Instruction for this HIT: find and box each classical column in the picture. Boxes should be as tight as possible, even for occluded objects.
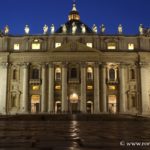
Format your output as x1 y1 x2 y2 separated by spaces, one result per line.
101 64 107 113
0 63 8 114
140 63 150 114
80 63 86 113
94 63 100 114
41 64 47 112
48 63 54 113
61 63 68 112
119 64 126 113
22 63 29 113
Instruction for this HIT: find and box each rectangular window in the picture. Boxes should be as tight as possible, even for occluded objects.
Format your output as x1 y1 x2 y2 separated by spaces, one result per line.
128 43 134 50
55 43 61 48
86 43 93 48
109 86 116 90
87 85 93 90
32 43 41 50
14 44 20 50
55 85 61 90
107 43 116 50
32 85 40 91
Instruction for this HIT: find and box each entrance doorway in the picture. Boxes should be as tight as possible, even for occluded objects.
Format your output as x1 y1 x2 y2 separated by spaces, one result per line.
69 93 79 113
55 101 61 113
31 95 40 113
87 101 93 113
108 95 117 113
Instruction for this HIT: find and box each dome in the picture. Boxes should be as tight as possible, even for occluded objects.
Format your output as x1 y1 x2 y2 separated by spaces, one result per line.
55 1 94 34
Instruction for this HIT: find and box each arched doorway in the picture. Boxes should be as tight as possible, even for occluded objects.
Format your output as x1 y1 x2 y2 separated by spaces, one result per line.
69 93 79 113
31 95 40 113
87 101 93 114
55 101 61 113
108 95 117 113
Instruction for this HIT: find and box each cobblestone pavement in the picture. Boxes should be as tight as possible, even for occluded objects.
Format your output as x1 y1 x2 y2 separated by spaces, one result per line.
0 120 150 150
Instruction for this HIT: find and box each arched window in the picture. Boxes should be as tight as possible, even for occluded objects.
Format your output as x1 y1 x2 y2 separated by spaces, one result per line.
13 69 17 80
87 67 93 80
55 68 61 80
32 69 39 79
71 68 77 78
131 69 135 80
109 68 115 81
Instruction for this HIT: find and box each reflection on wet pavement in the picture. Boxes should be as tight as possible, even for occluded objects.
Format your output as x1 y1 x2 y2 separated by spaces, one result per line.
0 120 150 149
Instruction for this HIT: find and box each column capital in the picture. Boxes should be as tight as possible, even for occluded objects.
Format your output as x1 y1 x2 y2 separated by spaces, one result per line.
139 62 150 68
21 62 29 68
119 63 127 68
0 62 8 68
48 62 54 68
100 62 107 68
80 62 86 68
94 62 101 67
62 62 68 68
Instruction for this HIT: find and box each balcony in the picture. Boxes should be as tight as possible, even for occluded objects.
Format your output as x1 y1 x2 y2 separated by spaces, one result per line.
29 79 41 84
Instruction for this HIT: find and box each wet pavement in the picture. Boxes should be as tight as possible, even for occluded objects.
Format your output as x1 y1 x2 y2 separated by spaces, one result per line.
0 118 150 149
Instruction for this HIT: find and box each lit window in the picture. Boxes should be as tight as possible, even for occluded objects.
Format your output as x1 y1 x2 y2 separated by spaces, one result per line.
55 43 61 48
87 67 93 80
128 43 134 50
14 44 20 50
55 85 61 90
55 67 61 80
107 43 116 50
32 86 40 91
87 85 93 90
109 86 116 90
86 43 93 48
32 43 41 50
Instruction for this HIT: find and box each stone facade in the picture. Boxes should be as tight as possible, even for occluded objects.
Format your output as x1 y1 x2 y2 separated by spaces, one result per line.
0 3 150 115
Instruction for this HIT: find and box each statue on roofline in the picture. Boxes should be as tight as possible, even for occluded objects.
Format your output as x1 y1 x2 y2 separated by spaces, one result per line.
100 24 106 34
92 24 97 33
81 24 86 34
62 24 67 33
50 24 55 34
72 22 77 34
24 25 30 34
43 24 48 34
4 25 9 35
118 24 123 34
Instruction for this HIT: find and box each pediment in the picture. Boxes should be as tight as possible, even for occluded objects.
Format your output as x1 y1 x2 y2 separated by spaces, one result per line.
52 41 101 53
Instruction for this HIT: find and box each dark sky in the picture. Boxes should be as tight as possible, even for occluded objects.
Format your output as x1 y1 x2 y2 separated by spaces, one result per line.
0 0 149 35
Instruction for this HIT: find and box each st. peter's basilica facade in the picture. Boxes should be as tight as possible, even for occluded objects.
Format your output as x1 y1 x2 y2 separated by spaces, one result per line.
0 2 150 115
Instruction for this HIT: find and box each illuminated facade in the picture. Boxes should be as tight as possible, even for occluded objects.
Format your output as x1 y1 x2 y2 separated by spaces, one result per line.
0 2 150 115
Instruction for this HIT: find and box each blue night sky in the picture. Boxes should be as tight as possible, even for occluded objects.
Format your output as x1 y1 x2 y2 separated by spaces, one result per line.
0 0 149 35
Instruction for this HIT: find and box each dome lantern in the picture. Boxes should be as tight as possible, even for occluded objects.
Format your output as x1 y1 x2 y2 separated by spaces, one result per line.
68 0 80 21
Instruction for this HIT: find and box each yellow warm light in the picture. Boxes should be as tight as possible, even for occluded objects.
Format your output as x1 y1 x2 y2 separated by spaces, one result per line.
128 43 134 50
55 85 61 90
14 44 20 50
86 43 93 48
109 86 116 90
87 85 93 90
107 43 116 50
31 95 40 103
32 43 41 50
32 86 40 90
55 43 61 48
